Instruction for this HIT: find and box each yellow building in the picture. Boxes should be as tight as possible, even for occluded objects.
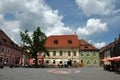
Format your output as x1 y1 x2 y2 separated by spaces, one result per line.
44 34 99 67
44 35 80 67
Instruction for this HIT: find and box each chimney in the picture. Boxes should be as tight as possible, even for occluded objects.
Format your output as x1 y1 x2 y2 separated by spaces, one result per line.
119 34 120 38
114 38 117 45
114 38 117 41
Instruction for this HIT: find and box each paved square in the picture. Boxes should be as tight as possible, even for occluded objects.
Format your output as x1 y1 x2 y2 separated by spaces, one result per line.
0 67 119 80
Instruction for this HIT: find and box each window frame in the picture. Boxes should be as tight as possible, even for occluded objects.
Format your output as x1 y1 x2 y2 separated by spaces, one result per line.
80 51 84 56
68 40 72 44
53 51 56 56
54 40 58 45
1 47 5 53
93 51 97 56
59 51 62 56
86 60 90 64
68 51 71 56
0 57 3 62
87 51 90 56
73 51 76 56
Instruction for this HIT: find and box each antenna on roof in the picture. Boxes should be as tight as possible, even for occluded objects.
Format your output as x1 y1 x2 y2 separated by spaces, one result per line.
119 34 120 39
74 31 76 34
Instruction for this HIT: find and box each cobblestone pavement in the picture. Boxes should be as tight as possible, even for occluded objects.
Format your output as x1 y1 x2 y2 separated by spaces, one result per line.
0 67 120 80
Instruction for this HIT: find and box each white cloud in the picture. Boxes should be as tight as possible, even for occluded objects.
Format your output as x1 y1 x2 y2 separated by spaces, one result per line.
3 21 20 33
94 42 106 49
76 18 108 37
0 15 3 19
88 40 106 49
0 14 20 43
0 0 73 43
75 0 117 16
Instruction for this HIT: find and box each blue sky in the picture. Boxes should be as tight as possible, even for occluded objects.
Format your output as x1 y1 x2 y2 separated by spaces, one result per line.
0 0 120 49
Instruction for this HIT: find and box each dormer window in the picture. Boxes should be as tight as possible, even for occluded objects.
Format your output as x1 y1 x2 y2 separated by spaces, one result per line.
11 42 14 46
68 40 72 44
54 40 58 45
3 39 7 43
85 46 88 48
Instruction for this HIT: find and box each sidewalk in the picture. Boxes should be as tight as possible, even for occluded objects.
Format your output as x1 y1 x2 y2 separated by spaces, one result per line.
0 67 120 80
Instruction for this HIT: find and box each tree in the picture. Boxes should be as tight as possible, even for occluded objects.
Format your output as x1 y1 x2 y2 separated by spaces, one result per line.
20 27 49 67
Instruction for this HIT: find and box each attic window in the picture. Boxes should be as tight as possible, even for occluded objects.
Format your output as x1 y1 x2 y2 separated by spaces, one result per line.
54 40 58 45
16 45 18 47
11 42 14 45
68 40 72 44
85 46 88 48
3 39 6 42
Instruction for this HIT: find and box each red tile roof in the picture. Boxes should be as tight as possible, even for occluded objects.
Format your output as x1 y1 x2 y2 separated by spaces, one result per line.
79 39 98 51
44 34 79 48
45 34 98 50
0 29 20 50
100 37 120 53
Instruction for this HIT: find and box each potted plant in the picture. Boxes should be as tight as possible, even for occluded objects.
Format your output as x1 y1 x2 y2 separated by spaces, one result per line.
0 64 4 69
10 65 14 68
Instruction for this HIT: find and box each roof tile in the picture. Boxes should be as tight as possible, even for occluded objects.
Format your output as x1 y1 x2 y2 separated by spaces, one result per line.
44 35 79 48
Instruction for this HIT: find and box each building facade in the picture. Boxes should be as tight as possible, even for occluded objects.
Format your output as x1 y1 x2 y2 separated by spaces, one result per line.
99 43 112 66
44 34 99 67
79 39 100 67
100 34 120 71
44 35 80 67
0 30 22 66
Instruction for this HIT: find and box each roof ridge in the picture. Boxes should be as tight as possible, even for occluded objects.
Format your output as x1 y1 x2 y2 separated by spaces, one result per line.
0 29 20 50
48 34 78 37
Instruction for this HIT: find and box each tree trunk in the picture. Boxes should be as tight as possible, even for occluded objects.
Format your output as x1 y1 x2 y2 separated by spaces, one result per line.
34 54 38 68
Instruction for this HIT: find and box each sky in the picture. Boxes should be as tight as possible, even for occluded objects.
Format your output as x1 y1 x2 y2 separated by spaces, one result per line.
0 0 120 49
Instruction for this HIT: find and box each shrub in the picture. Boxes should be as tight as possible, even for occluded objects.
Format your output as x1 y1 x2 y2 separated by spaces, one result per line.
9 65 14 68
0 64 4 69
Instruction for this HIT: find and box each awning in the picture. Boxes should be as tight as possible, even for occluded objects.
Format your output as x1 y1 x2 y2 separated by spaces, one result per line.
101 56 120 62
64 59 69 61
113 56 120 61
101 58 108 62
107 57 114 62
56 59 62 61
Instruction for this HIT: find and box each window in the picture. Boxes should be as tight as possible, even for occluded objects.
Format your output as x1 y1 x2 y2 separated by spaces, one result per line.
0 57 3 62
7 48 10 54
48 51 50 56
68 40 72 44
11 42 14 46
6 58 9 63
1 47 4 53
93 51 97 56
87 51 90 56
12 59 14 63
85 46 88 48
53 60 56 64
81 51 84 56
33 60 35 63
87 60 90 64
60 61 62 64
94 60 97 64
54 40 58 45
59 51 62 56
81 60 83 63
68 51 71 56
73 51 76 56
39 60 42 64
46 60 49 64
3 39 7 43
53 51 56 56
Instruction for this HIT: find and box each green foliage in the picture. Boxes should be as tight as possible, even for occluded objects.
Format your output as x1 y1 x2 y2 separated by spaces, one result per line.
20 27 49 67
